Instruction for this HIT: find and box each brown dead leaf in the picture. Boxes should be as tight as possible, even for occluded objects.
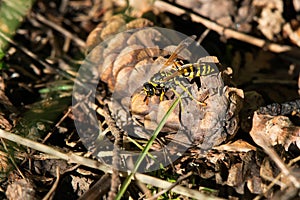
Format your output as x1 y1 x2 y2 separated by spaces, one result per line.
226 152 263 194
0 150 10 174
260 158 276 182
253 0 285 40
283 21 300 47
213 139 256 152
250 112 300 151
247 176 264 194
227 163 244 193
71 175 93 197
176 0 235 27
6 179 36 200
235 0 256 32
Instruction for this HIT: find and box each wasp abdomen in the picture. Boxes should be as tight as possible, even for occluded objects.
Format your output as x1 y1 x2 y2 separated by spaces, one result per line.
179 63 217 79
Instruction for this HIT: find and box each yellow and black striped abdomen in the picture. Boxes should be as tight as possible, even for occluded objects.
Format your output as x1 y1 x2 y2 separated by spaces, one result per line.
179 63 217 78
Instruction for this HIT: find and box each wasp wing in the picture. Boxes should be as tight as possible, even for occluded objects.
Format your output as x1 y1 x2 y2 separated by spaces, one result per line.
160 35 196 72
161 56 220 82
197 56 219 63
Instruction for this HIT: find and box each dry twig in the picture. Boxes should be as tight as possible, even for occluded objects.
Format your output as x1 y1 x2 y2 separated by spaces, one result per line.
154 0 296 54
42 166 60 200
33 13 86 48
0 128 222 199
147 171 193 200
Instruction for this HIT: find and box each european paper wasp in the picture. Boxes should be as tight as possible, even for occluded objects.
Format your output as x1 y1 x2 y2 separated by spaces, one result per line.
142 36 219 105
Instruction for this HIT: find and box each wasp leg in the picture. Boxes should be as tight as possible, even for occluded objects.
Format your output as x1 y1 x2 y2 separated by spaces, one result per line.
175 81 207 106
159 90 165 101
170 88 184 112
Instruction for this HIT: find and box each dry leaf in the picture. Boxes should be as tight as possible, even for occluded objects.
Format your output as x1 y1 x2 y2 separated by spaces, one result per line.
253 0 285 40
283 21 300 47
294 0 300 12
227 163 244 193
6 179 36 200
176 0 235 27
250 112 300 151
0 150 10 174
213 139 256 152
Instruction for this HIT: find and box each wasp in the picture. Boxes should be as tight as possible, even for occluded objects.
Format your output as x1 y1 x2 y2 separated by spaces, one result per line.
142 36 219 105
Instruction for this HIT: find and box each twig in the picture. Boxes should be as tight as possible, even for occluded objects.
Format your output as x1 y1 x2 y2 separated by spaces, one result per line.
42 166 60 200
0 129 111 173
78 174 112 200
154 0 295 53
42 107 72 143
252 79 297 85
197 28 211 45
0 128 223 200
254 155 300 200
147 171 193 200
135 180 152 199
0 30 76 81
135 173 225 200
0 138 25 179
59 0 69 13
33 13 86 48
258 137 300 189
101 106 122 200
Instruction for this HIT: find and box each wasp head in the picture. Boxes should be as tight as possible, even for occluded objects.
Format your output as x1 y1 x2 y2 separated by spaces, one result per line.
143 82 156 97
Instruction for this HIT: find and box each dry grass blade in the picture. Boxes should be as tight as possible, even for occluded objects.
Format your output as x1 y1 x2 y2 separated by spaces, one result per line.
0 129 111 173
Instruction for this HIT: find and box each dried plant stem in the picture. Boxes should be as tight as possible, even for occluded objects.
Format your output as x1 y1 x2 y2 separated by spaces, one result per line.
1 138 25 179
33 13 86 48
103 106 121 200
42 167 60 200
154 0 295 53
147 171 193 200
0 128 222 199
254 155 300 200
257 136 300 188
78 174 111 200
0 30 76 81
0 129 112 173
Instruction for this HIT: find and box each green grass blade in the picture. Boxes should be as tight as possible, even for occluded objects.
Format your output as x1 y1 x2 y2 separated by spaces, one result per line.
115 97 181 200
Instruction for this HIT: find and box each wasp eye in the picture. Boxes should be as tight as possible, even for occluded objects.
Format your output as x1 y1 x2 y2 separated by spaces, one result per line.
143 83 155 96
